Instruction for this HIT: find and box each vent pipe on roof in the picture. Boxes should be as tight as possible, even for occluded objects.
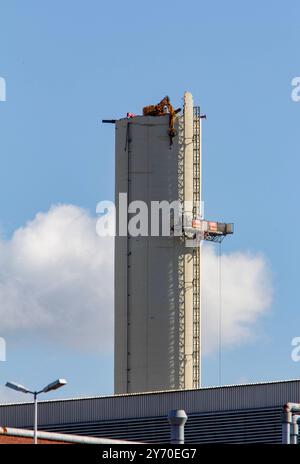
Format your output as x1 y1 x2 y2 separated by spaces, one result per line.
282 403 300 444
168 410 188 444
290 414 300 445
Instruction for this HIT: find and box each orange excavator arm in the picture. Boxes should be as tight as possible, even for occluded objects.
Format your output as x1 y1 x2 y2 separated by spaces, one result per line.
143 96 180 145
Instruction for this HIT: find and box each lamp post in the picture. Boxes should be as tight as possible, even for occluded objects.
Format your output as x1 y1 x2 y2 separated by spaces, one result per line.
6 378 67 444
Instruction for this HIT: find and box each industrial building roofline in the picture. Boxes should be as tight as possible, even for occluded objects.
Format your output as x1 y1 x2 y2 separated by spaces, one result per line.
1 378 300 406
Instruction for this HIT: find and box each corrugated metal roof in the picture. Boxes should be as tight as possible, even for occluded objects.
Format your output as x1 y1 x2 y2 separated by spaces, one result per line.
0 379 300 429
1 377 299 406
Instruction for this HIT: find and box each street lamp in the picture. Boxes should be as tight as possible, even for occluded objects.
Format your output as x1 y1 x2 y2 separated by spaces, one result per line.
6 379 67 444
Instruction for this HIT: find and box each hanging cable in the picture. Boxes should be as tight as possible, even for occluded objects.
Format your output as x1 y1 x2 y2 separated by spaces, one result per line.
218 240 223 386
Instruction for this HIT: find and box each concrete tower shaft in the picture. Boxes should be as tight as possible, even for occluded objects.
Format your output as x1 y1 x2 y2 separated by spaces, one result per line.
114 92 200 394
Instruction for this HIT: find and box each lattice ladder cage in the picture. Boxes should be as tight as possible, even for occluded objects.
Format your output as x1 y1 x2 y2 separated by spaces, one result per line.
178 114 186 389
192 106 201 388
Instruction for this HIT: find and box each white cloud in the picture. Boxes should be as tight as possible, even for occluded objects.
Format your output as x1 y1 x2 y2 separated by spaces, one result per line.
0 204 114 353
0 205 272 358
202 243 272 355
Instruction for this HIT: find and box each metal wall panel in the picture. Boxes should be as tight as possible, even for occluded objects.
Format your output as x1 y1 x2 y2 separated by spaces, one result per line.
3 408 283 444
0 380 299 434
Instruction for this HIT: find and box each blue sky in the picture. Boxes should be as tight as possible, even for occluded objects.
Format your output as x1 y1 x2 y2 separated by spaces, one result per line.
0 0 299 401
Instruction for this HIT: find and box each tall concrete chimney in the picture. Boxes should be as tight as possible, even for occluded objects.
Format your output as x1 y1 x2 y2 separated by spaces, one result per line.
114 92 200 394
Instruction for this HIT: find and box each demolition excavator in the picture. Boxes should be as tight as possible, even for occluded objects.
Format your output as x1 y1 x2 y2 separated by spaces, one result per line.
143 96 181 145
